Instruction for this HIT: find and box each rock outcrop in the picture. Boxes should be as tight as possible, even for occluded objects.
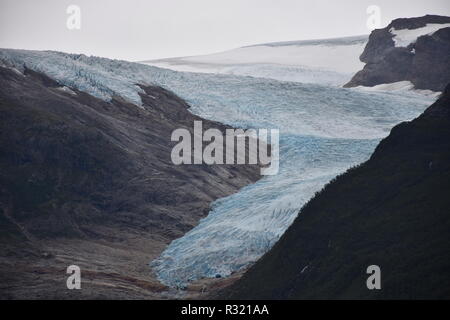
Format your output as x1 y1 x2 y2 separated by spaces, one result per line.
345 15 450 91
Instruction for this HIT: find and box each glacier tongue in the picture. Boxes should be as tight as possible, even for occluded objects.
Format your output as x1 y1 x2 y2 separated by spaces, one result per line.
147 72 433 287
0 48 435 288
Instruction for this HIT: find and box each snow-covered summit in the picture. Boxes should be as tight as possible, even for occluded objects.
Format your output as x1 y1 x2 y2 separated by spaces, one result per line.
142 35 368 86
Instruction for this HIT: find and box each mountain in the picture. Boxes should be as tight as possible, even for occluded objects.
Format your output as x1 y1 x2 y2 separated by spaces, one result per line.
0 53 260 299
345 15 450 92
220 84 450 299
142 35 367 86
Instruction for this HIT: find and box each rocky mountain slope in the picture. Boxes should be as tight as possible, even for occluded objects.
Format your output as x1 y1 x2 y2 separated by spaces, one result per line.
345 15 450 91
220 84 450 299
0 63 260 299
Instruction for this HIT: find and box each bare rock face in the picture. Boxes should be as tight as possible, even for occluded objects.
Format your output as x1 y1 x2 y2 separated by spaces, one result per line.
0 65 260 299
345 15 450 91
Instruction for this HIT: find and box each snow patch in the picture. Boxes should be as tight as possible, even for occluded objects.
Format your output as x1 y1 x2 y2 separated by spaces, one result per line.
354 80 441 98
55 86 77 96
390 23 450 48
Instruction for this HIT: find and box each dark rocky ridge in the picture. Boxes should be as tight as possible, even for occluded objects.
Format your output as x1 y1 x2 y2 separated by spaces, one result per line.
0 65 260 299
220 85 450 299
345 15 450 91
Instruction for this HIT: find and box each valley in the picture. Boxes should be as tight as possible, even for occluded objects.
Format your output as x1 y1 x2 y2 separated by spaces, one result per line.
1 14 448 299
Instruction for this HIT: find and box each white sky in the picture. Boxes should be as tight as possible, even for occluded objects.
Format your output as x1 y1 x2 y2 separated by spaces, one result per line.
1 0 449 61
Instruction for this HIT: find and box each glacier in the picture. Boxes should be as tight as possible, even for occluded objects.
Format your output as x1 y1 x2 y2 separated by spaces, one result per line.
147 78 434 287
0 48 435 288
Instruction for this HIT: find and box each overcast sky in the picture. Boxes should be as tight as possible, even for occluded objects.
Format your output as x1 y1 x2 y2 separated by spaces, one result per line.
1 0 449 61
